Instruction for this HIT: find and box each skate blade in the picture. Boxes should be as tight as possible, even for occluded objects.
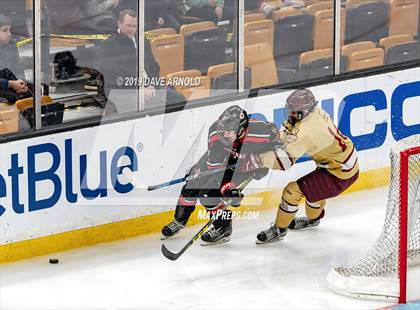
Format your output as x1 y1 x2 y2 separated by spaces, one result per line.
160 229 184 240
255 235 285 245
290 219 321 230
160 233 180 241
200 236 231 246
160 232 180 241
289 226 307 231
289 223 320 231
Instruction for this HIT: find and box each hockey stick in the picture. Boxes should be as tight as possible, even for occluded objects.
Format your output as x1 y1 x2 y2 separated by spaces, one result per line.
147 177 188 191
147 164 239 191
161 217 216 261
161 177 253 261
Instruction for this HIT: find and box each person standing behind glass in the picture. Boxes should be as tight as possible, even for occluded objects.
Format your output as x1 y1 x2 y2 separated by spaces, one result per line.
113 0 181 31
144 0 181 31
0 14 25 80
97 9 160 113
186 0 224 24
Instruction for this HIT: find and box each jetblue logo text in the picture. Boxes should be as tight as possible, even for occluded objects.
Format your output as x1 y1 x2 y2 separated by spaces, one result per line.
0 139 138 216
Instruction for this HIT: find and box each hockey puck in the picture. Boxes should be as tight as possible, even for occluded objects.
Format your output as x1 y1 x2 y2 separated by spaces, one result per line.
49 258 59 264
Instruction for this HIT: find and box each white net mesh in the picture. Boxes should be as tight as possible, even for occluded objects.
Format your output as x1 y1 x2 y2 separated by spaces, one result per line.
327 135 420 301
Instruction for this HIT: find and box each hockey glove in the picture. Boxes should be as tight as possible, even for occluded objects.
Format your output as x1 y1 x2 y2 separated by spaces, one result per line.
220 182 243 207
239 154 269 180
239 153 263 171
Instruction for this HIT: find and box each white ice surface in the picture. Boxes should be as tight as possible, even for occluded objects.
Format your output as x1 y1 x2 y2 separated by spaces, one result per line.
1 187 419 310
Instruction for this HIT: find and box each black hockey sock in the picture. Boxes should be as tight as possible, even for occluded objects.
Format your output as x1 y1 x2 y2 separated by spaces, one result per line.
174 204 196 225
213 210 232 229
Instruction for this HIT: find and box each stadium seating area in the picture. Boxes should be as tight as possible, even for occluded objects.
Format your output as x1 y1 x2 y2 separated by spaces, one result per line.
145 0 419 102
1 0 419 134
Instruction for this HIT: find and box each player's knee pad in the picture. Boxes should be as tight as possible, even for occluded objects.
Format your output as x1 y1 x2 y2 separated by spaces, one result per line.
305 200 326 221
275 200 299 229
282 181 304 206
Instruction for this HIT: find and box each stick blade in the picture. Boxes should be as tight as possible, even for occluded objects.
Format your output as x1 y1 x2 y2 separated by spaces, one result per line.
147 184 160 191
161 244 181 261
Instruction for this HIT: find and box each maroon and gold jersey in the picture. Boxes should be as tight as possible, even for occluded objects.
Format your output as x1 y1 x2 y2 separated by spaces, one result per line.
261 106 359 180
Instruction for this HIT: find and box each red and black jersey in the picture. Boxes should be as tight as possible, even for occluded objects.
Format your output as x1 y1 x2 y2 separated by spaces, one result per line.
206 119 279 170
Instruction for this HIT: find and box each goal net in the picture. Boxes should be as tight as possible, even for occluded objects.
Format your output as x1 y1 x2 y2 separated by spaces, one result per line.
326 135 420 303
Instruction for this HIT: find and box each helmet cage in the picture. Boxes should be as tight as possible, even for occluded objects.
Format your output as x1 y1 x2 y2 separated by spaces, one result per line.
216 106 248 146
285 89 317 124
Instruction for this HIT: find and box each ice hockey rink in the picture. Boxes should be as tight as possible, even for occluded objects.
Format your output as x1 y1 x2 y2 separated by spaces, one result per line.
1 186 419 310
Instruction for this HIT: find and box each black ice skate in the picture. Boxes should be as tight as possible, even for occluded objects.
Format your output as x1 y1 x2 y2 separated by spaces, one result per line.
161 220 185 240
289 210 325 230
200 222 232 246
288 217 320 230
256 223 287 244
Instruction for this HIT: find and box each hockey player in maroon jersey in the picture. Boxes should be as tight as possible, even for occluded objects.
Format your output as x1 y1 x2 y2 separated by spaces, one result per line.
256 89 359 244
161 105 280 245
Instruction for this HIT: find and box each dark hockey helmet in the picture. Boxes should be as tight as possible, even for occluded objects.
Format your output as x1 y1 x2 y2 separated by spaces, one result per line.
285 89 317 124
217 105 249 145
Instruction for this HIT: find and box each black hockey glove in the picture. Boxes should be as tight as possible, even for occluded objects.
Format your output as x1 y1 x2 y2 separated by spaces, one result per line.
220 182 243 207
239 154 269 180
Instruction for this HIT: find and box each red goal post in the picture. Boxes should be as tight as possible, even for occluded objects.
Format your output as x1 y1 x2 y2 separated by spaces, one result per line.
399 145 420 303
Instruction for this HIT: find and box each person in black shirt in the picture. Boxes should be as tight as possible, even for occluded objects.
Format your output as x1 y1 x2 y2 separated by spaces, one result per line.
98 9 160 94
97 9 184 113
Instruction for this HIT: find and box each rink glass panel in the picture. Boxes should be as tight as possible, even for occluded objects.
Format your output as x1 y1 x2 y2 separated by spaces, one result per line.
0 0 34 137
246 0 336 87
342 0 420 73
144 0 240 105
40 0 141 125
0 1 418 137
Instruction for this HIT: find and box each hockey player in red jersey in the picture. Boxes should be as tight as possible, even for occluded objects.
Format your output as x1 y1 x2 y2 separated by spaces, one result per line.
161 105 280 244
